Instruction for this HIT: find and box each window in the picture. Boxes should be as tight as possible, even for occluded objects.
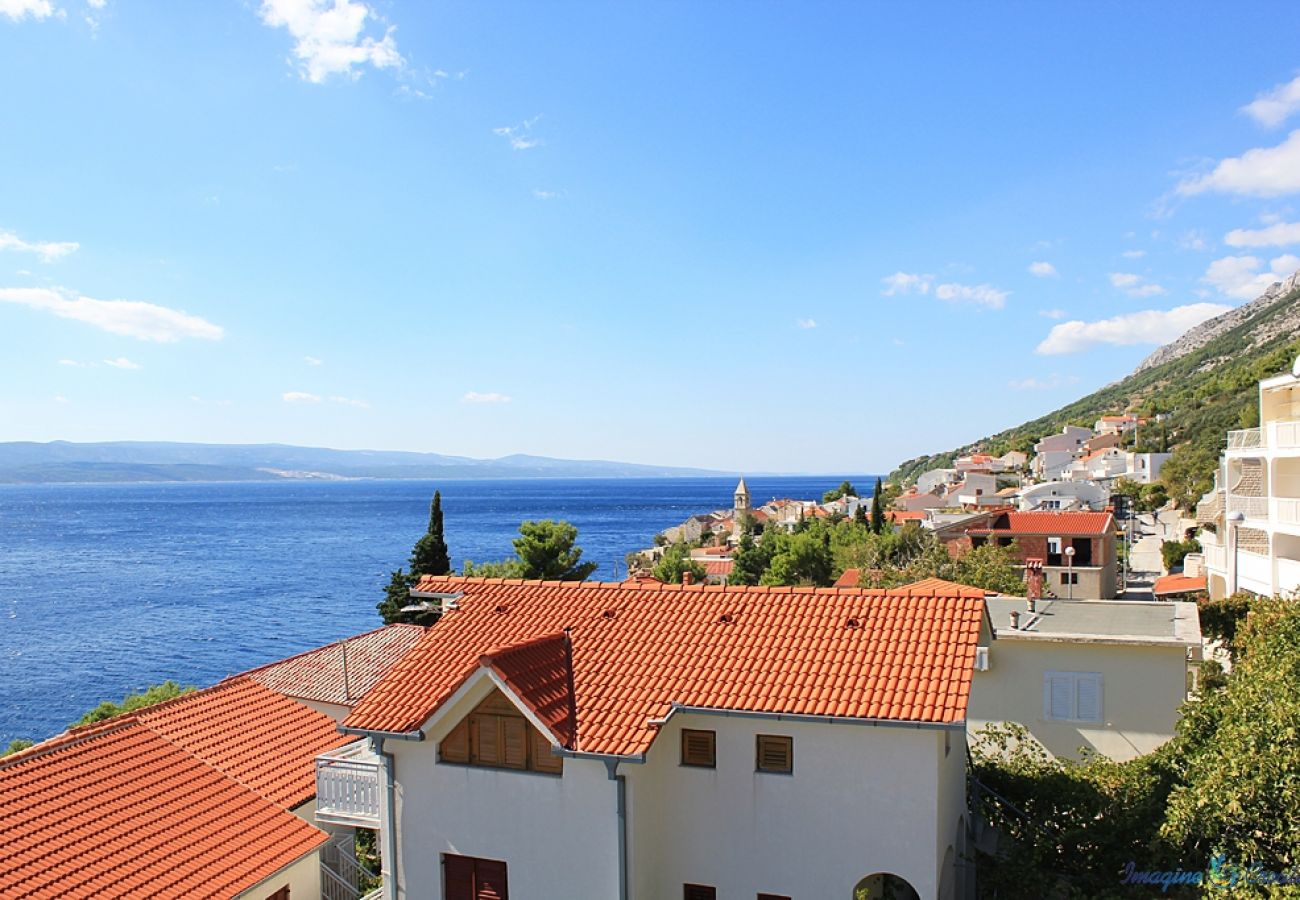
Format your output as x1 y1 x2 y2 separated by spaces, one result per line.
444 854 509 900
1044 671 1102 723
758 895 791 900
266 889 290 900
438 689 562 776
683 886 716 900
1047 537 1063 555
755 734 793 774
1059 572 1078 585
681 729 716 767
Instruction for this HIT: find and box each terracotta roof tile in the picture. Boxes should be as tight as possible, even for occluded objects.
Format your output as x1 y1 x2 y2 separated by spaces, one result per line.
242 623 425 706
344 577 986 754
1153 573 1207 596
0 721 326 899
969 510 1114 536
834 568 861 587
130 676 352 809
483 633 577 747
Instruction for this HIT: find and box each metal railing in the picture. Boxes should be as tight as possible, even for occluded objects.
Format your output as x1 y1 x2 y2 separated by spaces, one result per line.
316 742 382 826
1228 428 1263 450
320 832 381 900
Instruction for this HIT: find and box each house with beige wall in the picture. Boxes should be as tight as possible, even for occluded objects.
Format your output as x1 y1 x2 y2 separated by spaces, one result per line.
969 596 1201 761
330 576 991 900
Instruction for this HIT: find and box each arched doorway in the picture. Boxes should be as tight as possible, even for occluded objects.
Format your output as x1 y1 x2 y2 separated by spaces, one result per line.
854 872 921 900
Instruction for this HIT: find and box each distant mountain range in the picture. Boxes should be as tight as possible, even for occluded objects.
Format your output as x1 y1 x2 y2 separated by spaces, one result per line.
889 269 1300 509
0 441 727 484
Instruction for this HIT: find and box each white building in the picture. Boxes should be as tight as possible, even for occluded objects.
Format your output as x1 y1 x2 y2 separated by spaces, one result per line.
1018 480 1109 512
331 576 991 900
1201 359 1300 599
1032 426 1093 480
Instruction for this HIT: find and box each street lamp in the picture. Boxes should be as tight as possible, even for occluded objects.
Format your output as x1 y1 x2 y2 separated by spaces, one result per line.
1227 510 1245 595
1064 545 1076 601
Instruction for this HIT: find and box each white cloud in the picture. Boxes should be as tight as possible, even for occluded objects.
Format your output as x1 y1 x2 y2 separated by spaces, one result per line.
304 355 323 365
797 318 817 329
1007 373 1080 391
880 271 931 296
52 394 68 404
0 287 224 342
1202 254 1300 300
1177 230 1210 252
1028 261 1058 278
1039 308 1068 320
1109 272 1166 298
1178 130 1300 198
57 358 84 367
102 357 141 370
462 391 511 404
282 391 322 403
934 282 1008 310
1121 249 1147 259
494 116 543 150
329 395 369 408
0 230 78 261
532 189 564 200
258 0 403 84
0 0 54 21
891 337 905 346
86 0 105 7
1036 303 1232 355
1242 74 1300 128
1225 221 1300 248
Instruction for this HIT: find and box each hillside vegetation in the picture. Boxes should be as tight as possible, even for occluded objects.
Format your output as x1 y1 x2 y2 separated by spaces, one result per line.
889 279 1300 510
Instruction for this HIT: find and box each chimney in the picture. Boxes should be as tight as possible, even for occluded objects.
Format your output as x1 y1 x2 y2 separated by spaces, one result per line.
681 571 694 586
1025 557 1045 602
1009 610 1021 630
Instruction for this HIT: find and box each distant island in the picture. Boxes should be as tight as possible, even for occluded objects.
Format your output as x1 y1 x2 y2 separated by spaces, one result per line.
0 441 729 484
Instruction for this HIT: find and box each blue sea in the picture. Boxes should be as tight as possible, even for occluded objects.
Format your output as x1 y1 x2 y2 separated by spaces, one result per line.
0 475 869 744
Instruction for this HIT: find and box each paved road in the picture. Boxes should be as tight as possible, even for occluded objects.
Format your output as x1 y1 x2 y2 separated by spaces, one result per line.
1121 508 1187 600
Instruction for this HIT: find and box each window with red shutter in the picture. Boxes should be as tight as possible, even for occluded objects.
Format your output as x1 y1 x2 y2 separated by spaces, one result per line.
444 854 509 900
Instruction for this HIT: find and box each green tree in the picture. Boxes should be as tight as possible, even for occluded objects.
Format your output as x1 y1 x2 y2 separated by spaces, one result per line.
1160 536 1200 572
461 558 525 578
409 490 451 577
761 529 834 586
822 480 858 503
652 542 707 584
853 503 869 527
73 681 194 727
2 738 33 757
376 567 436 625
870 476 886 534
728 532 771 586
513 519 598 580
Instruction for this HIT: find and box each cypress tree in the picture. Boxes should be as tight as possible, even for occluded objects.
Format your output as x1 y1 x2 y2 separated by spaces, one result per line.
870 477 886 534
410 490 452 577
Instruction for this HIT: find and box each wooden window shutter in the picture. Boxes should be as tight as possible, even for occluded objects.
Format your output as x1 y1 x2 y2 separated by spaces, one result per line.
531 729 563 774
683 885 716 900
266 888 290 900
501 716 528 769
443 855 475 900
475 858 509 900
441 719 470 764
473 714 503 766
755 734 793 774
681 729 716 767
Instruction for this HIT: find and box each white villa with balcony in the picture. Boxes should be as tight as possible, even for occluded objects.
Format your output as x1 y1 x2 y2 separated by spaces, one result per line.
1200 359 1300 599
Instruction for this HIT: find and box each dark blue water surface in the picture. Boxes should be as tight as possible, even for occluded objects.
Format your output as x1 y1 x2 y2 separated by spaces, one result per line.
0 475 868 744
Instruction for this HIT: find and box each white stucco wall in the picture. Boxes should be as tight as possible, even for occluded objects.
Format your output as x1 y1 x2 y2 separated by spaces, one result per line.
234 847 322 900
390 676 620 900
968 639 1189 761
627 712 958 900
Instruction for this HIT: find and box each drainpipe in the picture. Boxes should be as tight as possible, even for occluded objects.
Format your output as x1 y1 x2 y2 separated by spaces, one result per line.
373 736 400 900
604 759 629 900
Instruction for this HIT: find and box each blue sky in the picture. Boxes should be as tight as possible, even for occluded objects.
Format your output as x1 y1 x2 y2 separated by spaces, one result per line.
3 1 1300 473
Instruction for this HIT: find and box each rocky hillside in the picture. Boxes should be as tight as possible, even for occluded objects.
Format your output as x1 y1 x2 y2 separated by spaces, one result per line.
889 270 1300 509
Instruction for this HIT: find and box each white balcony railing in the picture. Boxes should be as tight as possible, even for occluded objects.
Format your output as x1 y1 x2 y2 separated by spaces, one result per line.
1237 550 1273 596
1227 494 1270 519
316 741 382 827
1279 557 1300 597
1270 421 1300 452
1228 428 1263 451
1276 498 1300 528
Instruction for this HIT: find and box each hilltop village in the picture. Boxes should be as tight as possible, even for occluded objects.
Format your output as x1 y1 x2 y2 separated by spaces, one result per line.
3 356 1300 900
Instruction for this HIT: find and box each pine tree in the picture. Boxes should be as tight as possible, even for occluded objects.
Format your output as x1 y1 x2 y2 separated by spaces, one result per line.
870 477 886 534
410 491 451 577
853 504 869 526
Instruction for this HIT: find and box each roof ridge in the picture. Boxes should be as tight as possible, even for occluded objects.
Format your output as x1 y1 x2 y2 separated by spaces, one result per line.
481 631 569 661
0 716 145 770
234 623 421 679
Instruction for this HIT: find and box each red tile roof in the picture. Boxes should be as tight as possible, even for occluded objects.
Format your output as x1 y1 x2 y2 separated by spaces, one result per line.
889 510 928 523
969 510 1114 536
243 623 425 706
482 633 577 747
131 676 351 809
834 568 861 587
0 720 326 899
896 577 988 598
344 576 987 755
1153 573 1208 597
704 559 734 576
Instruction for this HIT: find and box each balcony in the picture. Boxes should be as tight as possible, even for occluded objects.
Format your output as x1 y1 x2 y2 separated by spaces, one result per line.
1228 428 1262 451
1237 550 1273 596
1276 499 1300 529
316 740 382 828
1269 421 1300 452
1227 494 1269 520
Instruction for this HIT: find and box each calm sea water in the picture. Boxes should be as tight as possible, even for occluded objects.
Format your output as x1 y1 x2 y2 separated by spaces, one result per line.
0 475 869 744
